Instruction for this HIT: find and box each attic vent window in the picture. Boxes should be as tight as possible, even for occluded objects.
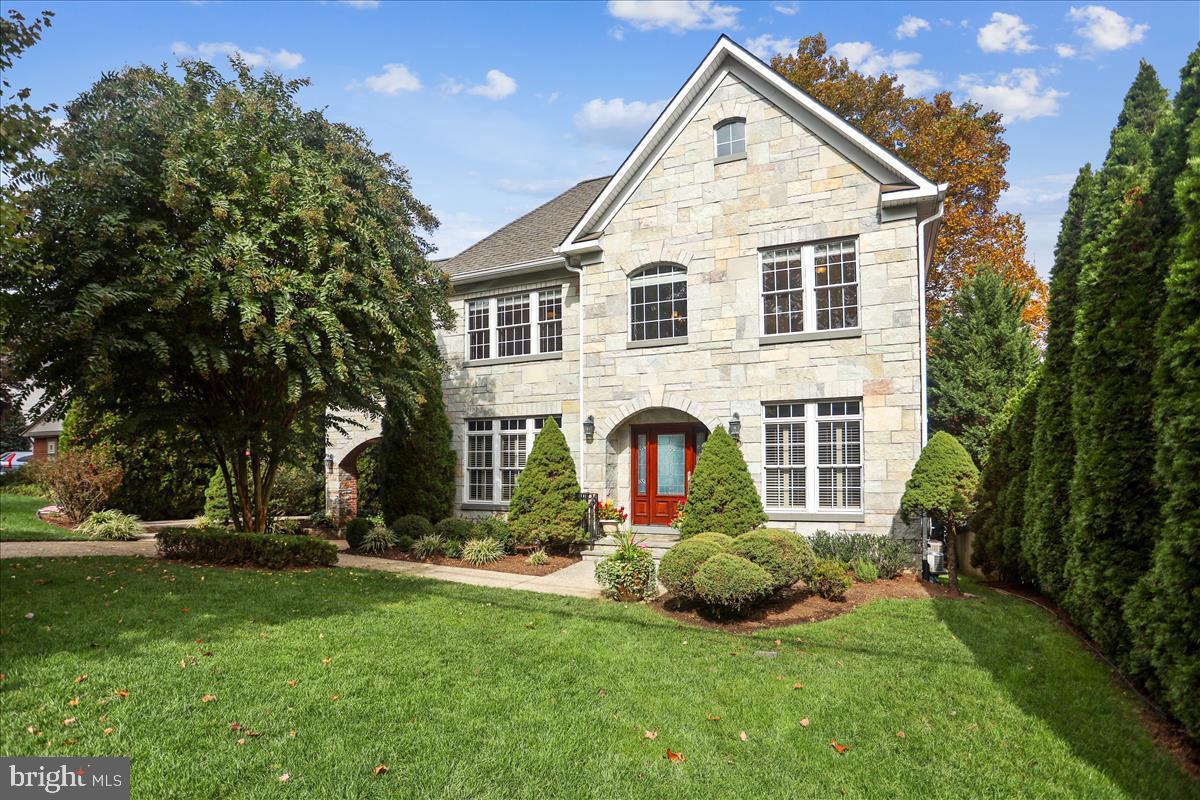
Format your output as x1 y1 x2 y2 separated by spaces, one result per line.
715 118 745 159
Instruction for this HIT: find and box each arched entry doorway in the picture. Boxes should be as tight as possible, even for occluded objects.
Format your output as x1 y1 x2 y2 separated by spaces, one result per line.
604 407 709 528
330 437 380 523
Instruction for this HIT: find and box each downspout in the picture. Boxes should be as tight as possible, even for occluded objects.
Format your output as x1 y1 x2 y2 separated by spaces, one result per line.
915 194 945 448
565 259 586 485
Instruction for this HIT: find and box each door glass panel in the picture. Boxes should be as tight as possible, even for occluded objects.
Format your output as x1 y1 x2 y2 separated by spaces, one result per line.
657 434 686 496
637 434 647 495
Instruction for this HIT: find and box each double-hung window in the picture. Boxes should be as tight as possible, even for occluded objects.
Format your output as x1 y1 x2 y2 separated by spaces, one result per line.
762 400 863 513
760 239 859 337
629 264 687 343
466 287 563 362
465 415 563 504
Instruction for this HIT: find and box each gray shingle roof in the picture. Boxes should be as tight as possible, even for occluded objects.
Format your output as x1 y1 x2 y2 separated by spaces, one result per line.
440 176 610 278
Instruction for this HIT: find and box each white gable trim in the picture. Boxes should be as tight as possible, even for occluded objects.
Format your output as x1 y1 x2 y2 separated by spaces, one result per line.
558 35 939 252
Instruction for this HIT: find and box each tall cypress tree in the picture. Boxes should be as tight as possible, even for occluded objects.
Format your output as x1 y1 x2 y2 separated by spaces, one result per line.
1065 62 1170 660
927 266 1039 464
1022 166 1093 601
1125 47 1200 738
377 371 455 523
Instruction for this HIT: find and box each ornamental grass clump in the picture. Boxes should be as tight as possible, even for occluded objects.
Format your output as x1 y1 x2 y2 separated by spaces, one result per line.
78 509 141 541
359 526 396 555
461 537 505 566
526 548 550 566
411 533 446 559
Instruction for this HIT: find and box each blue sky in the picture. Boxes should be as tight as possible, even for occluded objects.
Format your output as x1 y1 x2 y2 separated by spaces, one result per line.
8 0 1196 276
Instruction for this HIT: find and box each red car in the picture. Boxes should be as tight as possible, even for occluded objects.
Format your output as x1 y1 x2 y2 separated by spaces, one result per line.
0 451 33 471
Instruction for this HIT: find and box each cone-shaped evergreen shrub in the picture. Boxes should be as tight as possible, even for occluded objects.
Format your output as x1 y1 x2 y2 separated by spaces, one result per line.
675 426 765 538
1125 46 1200 738
901 432 978 595
204 470 231 523
1066 61 1170 659
507 418 586 546
378 373 455 524
1024 165 1094 601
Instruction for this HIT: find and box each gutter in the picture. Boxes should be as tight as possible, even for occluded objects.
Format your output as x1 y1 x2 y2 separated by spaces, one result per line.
915 185 948 447
449 255 566 286
565 259 586 486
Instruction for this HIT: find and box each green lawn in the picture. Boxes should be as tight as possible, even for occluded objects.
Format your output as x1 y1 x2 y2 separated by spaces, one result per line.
0 493 88 541
0 558 1194 799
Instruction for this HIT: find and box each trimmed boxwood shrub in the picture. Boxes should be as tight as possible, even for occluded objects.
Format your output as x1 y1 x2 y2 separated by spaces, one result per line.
659 538 727 600
692 553 774 613
433 517 474 544
157 528 337 569
676 426 765 539
728 529 813 590
391 514 435 542
808 558 853 600
690 531 735 548
344 516 373 550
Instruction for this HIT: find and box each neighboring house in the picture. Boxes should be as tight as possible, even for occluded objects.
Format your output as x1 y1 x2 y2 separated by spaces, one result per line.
327 36 945 542
20 416 63 462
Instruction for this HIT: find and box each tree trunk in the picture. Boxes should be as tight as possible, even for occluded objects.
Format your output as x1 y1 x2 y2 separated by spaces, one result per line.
945 516 962 596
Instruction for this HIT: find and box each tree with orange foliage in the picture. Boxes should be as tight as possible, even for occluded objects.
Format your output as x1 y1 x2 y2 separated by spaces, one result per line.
771 35 1047 336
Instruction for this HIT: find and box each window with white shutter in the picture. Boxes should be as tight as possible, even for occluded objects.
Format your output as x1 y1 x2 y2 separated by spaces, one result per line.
464 415 563 504
761 400 863 512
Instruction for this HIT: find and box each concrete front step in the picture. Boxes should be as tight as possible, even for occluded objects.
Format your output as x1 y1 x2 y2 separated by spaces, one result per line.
581 532 680 562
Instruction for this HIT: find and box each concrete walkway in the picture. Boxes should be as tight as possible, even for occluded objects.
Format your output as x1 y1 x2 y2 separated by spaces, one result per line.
0 539 604 600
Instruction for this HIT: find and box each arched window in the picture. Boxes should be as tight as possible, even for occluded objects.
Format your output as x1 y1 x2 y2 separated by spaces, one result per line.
714 117 745 158
629 264 687 343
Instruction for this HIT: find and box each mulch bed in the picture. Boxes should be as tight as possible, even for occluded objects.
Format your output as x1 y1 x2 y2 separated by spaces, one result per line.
358 549 580 577
650 572 958 633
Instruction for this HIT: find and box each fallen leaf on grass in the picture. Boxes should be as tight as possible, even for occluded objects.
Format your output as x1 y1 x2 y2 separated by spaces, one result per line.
114 690 129 698
181 608 189 613
799 718 809 728
739 731 748 742
0 672 6 681
103 728 113 736
24 612 34 620
73 675 87 684
597 689 607 697
665 749 686 763
229 722 241 731
643 731 658 740
372 764 388 776
237 738 246 745
68 698 79 707
286 680 297 688
321 657 331 665
330 695 340 702
792 683 804 690
201 694 217 703
62 718 76 726
830 739 849 754
277 774 289 783
896 731 906 738
705 714 721 721
288 730 297 738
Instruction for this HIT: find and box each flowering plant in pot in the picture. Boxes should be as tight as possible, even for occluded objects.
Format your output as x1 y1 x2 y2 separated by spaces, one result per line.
597 498 627 535
594 529 658 601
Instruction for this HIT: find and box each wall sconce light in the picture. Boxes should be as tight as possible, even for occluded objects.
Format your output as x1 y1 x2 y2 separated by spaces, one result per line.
583 415 595 442
728 412 741 440
324 453 334 473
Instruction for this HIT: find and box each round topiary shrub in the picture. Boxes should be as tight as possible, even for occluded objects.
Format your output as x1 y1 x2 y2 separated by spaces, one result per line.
693 553 775 613
433 517 475 544
344 516 373 550
659 538 726 600
690 531 735 548
390 514 434 542
808 558 853 600
728 529 813 590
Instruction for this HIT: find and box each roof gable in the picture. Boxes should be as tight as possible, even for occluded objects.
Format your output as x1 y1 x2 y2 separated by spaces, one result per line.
559 35 938 252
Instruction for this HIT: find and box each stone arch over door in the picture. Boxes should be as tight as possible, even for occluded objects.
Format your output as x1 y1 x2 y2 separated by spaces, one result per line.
325 410 382 524
593 390 725 441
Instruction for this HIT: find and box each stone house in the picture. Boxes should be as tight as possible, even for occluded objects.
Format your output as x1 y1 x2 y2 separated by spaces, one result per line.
326 36 945 543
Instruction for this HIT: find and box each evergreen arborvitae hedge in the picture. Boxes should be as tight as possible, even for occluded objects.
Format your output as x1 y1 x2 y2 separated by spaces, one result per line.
1065 61 1170 660
1023 165 1093 601
1124 47 1200 738
972 368 1040 583
676 426 765 539
507 418 586 546
377 373 455 524
927 267 1039 465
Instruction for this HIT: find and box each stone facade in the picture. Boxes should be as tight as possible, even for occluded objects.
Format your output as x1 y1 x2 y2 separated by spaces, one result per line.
328 70 928 540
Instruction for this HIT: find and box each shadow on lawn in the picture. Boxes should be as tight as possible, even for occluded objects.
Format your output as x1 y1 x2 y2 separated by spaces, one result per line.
933 586 1199 800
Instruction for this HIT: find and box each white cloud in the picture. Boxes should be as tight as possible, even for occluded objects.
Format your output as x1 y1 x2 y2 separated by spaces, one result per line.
574 97 667 146
773 2 799 15
1055 43 1078 58
747 34 793 60
959 69 1066 121
609 25 626 41
493 177 576 195
895 16 930 39
439 76 465 95
977 12 1037 54
545 91 560 105
1068 5 1148 51
360 63 422 94
1001 173 1076 206
829 41 939 94
607 0 740 33
467 69 518 100
171 41 305 70
339 0 379 8
430 210 493 258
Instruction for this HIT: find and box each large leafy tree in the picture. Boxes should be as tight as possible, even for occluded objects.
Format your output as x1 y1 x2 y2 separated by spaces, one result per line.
927 267 1039 464
1022 166 1093 601
1065 62 1170 660
1124 47 1200 738
2 60 451 531
771 35 1047 335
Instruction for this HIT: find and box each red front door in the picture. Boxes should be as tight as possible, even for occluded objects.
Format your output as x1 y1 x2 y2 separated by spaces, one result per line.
630 425 701 526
